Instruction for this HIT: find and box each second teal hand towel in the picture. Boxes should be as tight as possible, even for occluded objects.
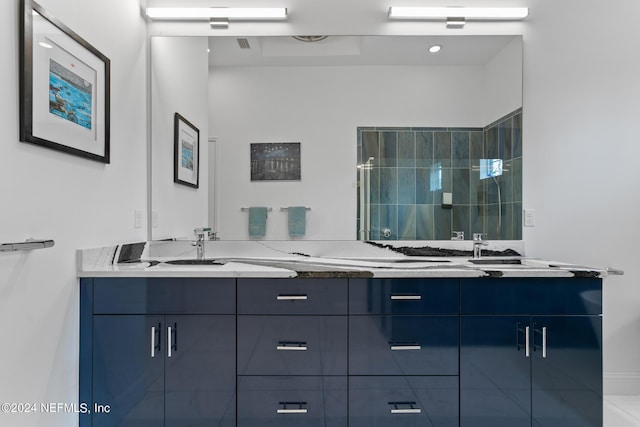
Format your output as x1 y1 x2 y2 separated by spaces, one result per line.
288 206 306 237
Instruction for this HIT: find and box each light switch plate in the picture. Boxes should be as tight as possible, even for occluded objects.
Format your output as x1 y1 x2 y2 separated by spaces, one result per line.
134 210 143 229
524 209 535 227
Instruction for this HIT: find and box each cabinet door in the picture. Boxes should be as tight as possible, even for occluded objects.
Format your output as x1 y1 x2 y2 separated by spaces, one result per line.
531 316 602 427
93 315 164 427
460 316 531 427
165 315 236 427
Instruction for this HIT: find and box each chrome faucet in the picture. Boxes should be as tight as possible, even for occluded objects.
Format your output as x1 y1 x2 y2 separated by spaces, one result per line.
472 233 489 259
193 228 211 260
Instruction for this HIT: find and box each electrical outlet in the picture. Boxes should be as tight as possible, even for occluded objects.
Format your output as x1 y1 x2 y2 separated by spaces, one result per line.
134 210 143 229
524 209 535 227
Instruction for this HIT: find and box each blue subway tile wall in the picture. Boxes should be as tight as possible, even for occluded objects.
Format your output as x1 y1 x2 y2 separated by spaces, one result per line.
357 109 523 240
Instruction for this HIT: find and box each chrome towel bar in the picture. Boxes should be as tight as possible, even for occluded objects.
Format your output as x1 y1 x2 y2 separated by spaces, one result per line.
241 207 272 212
280 207 311 211
0 239 55 252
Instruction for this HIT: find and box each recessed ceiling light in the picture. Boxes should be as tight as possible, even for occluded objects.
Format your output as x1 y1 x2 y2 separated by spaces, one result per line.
428 45 441 53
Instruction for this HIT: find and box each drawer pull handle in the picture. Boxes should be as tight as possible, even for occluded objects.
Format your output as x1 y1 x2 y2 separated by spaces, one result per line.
390 294 422 300
391 345 421 351
277 401 308 414
277 294 308 301
542 326 547 358
389 401 422 414
277 341 308 351
390 342 421 351
525 326 531 358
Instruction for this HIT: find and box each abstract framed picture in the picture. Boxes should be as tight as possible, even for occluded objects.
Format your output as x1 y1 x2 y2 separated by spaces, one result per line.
19 0 110 163
250 142 301 181
174 113 199 188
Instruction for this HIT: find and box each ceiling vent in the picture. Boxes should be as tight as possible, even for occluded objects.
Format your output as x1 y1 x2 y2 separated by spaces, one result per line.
236 38 251 49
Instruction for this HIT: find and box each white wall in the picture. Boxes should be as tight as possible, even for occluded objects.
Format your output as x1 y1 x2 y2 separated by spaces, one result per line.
0 0 147 426
151 37 209 240
483 36 523 124
522 0 640 393
210 65 487 240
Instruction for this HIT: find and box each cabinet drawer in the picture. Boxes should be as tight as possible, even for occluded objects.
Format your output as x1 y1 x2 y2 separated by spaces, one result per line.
237 376 347 427
238 316 347 375
349 376 458 427
460 278 602 315
349 316 458 375
93 278 235 314
349 278 459 315
238 278 347 315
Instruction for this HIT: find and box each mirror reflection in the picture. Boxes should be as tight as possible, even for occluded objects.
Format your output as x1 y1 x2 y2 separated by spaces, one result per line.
151 35 522 241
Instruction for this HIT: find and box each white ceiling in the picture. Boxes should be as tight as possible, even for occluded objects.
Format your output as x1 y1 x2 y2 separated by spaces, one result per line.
208 34 519 67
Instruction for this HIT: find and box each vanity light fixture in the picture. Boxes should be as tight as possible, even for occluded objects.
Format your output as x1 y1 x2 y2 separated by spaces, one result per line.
388 6 529 24
146 7 288 21
428 45 441 53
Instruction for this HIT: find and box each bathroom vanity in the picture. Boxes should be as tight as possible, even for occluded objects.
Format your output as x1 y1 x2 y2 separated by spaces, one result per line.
77 240 612 427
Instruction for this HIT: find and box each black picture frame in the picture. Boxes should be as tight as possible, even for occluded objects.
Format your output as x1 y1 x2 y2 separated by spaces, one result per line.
173 113 200 188
19 0 110 163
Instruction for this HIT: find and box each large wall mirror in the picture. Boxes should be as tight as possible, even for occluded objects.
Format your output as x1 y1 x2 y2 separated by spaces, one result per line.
150 35 522 241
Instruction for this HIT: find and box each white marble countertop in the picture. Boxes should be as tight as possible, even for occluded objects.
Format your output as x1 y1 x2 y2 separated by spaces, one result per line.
78 241 622 278
77 240 622 279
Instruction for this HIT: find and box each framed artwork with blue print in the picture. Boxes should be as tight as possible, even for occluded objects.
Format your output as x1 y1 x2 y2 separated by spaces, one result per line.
19 0 110 163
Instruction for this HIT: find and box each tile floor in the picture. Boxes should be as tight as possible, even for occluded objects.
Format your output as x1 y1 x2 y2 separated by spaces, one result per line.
605 395 640 426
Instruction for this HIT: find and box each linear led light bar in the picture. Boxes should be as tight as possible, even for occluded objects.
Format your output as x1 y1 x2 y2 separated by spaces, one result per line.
146 7 288 21
388 7 529 20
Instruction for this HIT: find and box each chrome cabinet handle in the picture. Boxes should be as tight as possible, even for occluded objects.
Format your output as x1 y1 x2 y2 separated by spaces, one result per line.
277 341 308 351
150 324 161 358
390 294 422 300
277 294 308 301
542 326 547 358
277 402 308 414
390 343 422 351
167 324 177 357
525 326 530 358
151 326 156 358
389 401 422 414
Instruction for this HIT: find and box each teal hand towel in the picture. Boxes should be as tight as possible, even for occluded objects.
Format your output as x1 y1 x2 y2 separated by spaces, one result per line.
248 207 268 238
288 206 306 237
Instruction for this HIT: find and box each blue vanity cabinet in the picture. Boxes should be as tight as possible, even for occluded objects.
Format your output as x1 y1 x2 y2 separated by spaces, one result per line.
348 278 460 427
460 277 603 427
80 278 236 427
236 278 348 427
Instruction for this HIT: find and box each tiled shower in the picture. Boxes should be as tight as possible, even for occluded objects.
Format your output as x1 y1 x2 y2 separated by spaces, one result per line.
357 109 522 241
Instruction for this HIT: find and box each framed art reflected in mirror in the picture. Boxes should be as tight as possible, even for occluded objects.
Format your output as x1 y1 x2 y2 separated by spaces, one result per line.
174 112 200 188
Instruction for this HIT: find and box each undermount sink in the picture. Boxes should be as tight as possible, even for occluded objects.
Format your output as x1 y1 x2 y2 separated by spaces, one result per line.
468 258 522 265
162 259 225 266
